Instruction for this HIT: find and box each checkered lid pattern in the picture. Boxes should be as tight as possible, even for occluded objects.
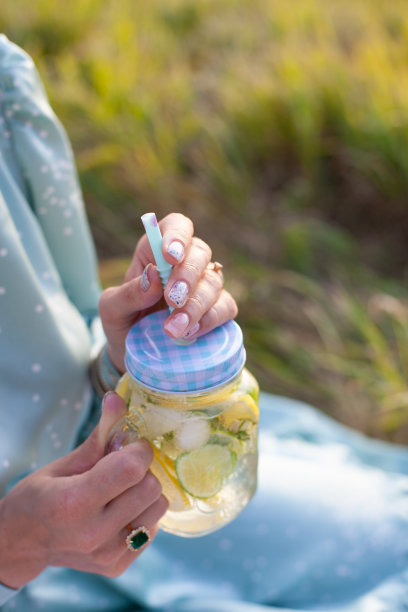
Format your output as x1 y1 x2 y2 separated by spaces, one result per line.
125 310 246 393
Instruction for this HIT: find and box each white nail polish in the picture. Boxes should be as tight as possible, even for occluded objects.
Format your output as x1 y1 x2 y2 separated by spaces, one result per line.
167 240 185 262
168 280 188 307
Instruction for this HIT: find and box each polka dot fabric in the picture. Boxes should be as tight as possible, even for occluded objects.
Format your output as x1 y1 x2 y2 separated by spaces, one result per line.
0 36 101 500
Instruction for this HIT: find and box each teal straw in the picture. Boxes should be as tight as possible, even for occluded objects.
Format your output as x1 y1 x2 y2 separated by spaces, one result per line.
141 212 173 291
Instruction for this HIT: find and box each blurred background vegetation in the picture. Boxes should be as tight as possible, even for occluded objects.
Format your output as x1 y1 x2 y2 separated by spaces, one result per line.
2 0 408 442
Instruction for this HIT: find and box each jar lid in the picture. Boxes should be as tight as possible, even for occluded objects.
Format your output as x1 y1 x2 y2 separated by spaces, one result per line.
125 310 246 393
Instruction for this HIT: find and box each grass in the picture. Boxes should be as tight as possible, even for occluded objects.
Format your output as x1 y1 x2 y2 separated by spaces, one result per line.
2 0 408 441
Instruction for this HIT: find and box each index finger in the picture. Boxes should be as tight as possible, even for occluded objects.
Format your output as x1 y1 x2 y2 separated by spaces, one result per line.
79 439 154 507
159 212 194 264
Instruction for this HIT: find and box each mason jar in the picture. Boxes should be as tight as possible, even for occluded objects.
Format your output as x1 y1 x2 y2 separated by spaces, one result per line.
108 309 259 537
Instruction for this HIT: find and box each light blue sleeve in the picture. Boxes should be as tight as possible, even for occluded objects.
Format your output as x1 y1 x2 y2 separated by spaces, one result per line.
0 583 19 607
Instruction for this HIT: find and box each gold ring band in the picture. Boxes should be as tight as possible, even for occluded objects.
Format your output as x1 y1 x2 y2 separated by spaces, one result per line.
208 261 223 273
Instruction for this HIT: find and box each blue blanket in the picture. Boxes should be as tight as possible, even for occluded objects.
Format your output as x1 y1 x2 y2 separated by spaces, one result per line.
5 393 408 612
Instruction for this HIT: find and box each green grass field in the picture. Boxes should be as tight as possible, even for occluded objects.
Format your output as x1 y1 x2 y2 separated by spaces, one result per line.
2 0 408 441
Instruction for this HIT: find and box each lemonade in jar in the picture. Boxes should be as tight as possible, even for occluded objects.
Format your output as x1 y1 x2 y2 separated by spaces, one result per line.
108 309 259 537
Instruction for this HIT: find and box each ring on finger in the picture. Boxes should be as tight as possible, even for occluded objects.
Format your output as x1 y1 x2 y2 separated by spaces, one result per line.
125 524 151 551
207 261 224 282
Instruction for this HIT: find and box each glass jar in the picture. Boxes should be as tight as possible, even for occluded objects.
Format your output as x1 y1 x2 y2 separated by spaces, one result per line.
108 310 259 537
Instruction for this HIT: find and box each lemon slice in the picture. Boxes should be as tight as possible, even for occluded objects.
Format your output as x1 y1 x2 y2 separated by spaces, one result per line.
176 444 237 499
116 374 131 402
220 394 259 428
150 448 191 512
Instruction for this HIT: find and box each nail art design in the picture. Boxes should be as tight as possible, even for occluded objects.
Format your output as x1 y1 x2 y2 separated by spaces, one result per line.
184 322 200 338
167 240 185 262
141 264 151 292
168 280 188 307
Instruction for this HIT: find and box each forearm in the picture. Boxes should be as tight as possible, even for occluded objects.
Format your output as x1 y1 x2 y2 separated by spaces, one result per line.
0 495 48 590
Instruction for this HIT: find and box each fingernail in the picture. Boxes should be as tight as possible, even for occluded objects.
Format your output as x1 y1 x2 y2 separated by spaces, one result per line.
184 322 200 338
168 280 188 308
141 263 153 292
164 312 190 338
167 240 185 262
105 432 125 454
102 390 116 408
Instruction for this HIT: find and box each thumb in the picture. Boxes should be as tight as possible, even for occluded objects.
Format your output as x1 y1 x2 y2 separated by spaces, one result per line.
49 392 127 477
99 263 163 325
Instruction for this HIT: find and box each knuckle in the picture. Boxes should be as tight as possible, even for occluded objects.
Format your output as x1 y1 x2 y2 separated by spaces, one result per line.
186 295 205 318
78 527 100 554
205 269 223 292
182 261 202 284
193 236 211 256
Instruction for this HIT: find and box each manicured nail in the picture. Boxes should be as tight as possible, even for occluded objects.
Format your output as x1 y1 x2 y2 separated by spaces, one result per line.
141 263 153 292
164 312 190 338
104 432 125 454
167 240 185 262
184 322 200 338
168 280 188 308
102 390 116 408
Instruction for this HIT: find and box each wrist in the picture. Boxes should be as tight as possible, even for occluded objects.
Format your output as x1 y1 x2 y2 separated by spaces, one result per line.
0 498 47 590
106 344 125 375
89 344 123 398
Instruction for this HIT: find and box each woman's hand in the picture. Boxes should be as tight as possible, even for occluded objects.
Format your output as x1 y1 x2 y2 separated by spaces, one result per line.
99 213 238 373
0 393 168 590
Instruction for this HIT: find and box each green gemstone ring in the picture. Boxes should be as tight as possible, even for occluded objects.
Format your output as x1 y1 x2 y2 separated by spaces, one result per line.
125 525 151 551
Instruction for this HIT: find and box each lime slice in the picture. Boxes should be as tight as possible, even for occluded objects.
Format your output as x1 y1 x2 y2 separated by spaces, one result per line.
208 430 244 456
150 449 191 512
176 444 237 499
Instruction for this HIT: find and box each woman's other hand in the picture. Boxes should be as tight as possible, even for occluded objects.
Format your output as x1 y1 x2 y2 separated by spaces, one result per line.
0 393 168 590
99 213 238 373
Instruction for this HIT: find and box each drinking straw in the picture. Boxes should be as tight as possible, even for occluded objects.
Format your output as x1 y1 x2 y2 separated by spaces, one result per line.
141 212 173 294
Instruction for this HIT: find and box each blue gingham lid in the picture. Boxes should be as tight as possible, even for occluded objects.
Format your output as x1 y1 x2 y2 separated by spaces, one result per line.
125 310 246 393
